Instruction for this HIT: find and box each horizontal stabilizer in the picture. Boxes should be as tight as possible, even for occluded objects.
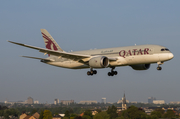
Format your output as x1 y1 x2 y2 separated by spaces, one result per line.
21 56 54 61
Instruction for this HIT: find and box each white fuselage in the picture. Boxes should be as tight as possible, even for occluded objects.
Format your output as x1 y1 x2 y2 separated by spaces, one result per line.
45 45 174 69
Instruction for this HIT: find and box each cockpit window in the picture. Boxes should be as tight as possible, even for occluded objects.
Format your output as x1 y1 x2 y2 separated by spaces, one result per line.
161 48 170 51
165 48 169 51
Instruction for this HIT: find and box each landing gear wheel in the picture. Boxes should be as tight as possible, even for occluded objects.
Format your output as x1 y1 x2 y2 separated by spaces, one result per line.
114 71 117 75
157 67 162 70
108 67 118 76
93 70 97 74
108 72 111 76
87 71 92 76
87 69 97 76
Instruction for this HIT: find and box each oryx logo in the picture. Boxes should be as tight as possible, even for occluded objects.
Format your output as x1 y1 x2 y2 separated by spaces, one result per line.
41 32 58 51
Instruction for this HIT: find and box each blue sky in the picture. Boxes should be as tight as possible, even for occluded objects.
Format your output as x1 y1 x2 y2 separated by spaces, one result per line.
1 1 180 103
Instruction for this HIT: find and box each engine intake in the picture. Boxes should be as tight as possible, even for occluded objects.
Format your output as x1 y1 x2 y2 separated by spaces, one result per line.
131 64 151 70
89 56 109 68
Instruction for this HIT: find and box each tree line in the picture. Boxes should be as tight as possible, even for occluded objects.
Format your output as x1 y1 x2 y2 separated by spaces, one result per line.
39 105 177 119
0 104 178 119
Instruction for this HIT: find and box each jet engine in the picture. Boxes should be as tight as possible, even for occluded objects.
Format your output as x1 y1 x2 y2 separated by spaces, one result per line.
89 56 109 68
130 64 151 70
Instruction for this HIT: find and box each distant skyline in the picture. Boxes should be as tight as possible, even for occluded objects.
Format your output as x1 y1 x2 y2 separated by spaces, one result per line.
0 95 175 104
1 1 180 104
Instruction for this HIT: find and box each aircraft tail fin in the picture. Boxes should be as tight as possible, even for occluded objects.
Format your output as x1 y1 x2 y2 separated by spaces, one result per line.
41 29 63 52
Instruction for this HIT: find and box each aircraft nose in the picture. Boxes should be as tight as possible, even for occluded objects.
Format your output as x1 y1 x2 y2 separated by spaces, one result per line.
169 53 174 59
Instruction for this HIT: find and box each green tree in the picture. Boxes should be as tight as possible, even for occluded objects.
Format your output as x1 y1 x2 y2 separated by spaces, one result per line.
63 117 69 119
4 112 10 119
74 116 83 119
2 106 8 110
150 115 158 119
154 108 164 115
65 110 70 117
82 115 91 119
83 110 93 118
151 110 162 118
30 109 37 115
3 109 11 119
39 110 44 119
70 114 78 118
43 110 52 119
93 111 109 119
9 108 19 117
69 108 74 114
0 110 3 116
115 117 125 119
107 105 118 119
96 109 102 113
120 106 147 119
163 109 175 118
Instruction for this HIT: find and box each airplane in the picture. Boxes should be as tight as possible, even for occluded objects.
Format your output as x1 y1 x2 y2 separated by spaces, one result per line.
8 29 174 76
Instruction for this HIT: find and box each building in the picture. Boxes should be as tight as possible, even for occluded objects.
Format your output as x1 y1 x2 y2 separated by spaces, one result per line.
122 93 127 110
153 100 165 104
27 97 34 104
20 112 39 119
117 93 128 112
61 100 74 105
20 113 27 119
117 99 129 104
34 100 39 104
79 100 97 105
33 112 40 119
4 100 26 105
54 99 59 105
117 93 129 104
148 97 156 103
102 98 106 104
170 101 180 104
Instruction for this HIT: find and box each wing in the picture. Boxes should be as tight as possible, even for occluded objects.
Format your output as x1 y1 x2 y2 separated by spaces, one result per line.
8 41 91 61
8 40 117 63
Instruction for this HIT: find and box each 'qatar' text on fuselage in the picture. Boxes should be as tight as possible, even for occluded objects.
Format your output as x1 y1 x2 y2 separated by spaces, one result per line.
119 48 150 58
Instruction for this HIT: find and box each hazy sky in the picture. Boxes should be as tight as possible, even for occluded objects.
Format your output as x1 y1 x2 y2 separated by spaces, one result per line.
1 1 180 104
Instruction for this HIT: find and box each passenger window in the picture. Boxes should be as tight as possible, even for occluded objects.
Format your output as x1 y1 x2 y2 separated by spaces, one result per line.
161 49 165 51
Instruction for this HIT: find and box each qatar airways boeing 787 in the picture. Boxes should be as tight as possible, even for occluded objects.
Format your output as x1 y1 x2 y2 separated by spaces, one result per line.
8 29 174 76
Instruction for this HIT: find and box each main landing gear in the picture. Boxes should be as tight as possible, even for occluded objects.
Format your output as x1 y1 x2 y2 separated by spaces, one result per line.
108 67 118 76
87 68 97 76
157 62 163 71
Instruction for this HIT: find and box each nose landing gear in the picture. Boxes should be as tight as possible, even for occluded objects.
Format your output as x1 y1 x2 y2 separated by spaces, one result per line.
108 67 118 76
157 66 162 70
157 62 163 71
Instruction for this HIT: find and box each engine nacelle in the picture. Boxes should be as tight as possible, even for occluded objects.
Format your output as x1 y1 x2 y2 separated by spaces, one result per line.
89 56 109 68
131 64 151 70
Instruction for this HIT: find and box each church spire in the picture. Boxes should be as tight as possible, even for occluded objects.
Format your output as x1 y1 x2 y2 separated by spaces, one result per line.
123 92 126 104
122 92 127 110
